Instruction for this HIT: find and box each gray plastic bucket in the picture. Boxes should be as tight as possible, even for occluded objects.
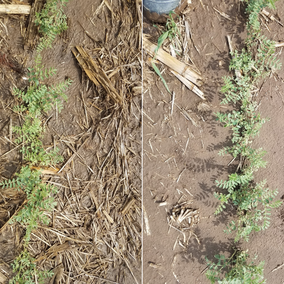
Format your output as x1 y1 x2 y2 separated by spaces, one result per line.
143 0 181 15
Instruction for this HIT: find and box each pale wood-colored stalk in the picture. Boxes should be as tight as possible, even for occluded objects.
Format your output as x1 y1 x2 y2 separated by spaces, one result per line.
0 4 31 14
143 36 202 87
170 70 205 100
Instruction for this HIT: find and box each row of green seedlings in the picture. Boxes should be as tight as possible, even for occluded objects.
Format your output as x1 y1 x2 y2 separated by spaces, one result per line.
0 1 71 283
205 0 282 283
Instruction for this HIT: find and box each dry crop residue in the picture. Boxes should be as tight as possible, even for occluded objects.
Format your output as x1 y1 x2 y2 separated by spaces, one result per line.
143 0 284 283
0 0 141 283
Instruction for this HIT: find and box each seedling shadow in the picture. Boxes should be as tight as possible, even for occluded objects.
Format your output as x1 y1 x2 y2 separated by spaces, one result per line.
181 227 236 265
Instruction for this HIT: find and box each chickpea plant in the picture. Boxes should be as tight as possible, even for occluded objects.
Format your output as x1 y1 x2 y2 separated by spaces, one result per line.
207 0 282 282
0 1 71 283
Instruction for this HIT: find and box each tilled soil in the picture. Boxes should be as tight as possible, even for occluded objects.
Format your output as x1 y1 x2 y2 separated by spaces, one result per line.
143 0 284 283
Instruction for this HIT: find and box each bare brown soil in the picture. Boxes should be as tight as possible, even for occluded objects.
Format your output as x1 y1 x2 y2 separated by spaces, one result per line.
0 0 141 283
143 1 284 283
1 1 284 283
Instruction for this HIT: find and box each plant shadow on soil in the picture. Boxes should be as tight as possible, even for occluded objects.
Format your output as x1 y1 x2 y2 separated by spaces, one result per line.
194 180 237 227
207 135 233 152
205 115 220 138
186 153 238 228
181 227 236 265
186 157 225 174
144 0 284 283
207 51 231 73
217 1 247 48
185 151 236 177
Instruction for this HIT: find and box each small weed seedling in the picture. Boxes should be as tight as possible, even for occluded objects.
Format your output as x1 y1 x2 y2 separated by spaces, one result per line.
152 11 182 94
154 11 182 55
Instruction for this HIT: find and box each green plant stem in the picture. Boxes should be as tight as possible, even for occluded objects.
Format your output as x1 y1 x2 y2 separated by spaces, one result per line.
214 0 282 242
152 11 182 94
6 1 71 283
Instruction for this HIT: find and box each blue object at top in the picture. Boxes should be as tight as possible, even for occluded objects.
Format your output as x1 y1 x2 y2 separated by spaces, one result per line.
143 0 181 15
